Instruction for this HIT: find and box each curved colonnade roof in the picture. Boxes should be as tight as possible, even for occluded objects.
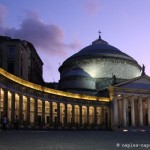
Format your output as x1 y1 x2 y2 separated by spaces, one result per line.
0 68 109 102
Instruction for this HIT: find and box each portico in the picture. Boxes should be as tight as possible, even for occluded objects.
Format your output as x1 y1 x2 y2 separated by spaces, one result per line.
110 75 150 129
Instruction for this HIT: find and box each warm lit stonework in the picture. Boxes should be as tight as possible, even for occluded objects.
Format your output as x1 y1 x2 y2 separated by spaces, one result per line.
1 67 150 130
0 68 110 129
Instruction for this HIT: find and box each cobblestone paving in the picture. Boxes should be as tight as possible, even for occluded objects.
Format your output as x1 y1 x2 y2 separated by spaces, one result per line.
0 129 150 150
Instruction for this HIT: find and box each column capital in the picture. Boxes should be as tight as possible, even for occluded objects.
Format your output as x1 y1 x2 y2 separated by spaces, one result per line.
138 95 143 99
122 95 127 99
121 94 126 98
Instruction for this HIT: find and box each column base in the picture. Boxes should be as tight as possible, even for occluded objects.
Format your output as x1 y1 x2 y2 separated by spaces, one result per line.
65 126 69 130
42 125 47 129
72 126 76 130
35 126 39 129
58 126 62 130
27 125 32 129
20 125 24 129
50 126 54 129
94 126 99 130
6 124 9 129
112 127 122 131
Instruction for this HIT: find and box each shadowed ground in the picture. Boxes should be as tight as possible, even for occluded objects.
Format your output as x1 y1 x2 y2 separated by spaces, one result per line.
0 129 150 150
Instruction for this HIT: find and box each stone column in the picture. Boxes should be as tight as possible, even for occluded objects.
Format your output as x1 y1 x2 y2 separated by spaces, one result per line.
113 98 118 128
143 100 146 125
64 103 67 127
3 89 8 118
102 108 106 128
94 106 97 127
11 92 15 126
87 106 90 126
57 102 60 126
72 105 75 126
131 96 135 126
147 97 150 126
49 101 53 126
118 99 122 127
19 95 23 126
27 97 30 127
138 96 143 126
34 99 38 126
107 107 111 128
42 101 45 126
126 99 129 126
79 105 82 127
122 96 127 127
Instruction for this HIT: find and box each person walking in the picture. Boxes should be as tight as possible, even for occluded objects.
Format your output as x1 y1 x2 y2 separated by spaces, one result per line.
14 115 18 129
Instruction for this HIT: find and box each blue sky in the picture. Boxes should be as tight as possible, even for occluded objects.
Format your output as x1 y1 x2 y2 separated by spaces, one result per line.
0 0 150 82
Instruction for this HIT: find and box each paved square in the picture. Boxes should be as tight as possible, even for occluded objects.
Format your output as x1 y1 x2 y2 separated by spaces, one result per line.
0 130 150 150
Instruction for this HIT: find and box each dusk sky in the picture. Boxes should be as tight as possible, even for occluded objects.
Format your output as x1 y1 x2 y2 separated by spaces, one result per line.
0 0 150 82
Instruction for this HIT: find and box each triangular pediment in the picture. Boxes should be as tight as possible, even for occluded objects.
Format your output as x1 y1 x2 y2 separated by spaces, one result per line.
114 75 150 90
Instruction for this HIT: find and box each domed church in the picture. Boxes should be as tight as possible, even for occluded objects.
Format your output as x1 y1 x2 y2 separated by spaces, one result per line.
1 34 150 130
59 34 141 95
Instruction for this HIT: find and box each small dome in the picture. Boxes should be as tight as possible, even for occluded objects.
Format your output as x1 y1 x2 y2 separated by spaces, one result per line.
59 67 95 92
64 67 92 78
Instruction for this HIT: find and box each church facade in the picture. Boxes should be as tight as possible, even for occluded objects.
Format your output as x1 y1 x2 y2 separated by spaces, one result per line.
109 75 150 128
0 35 149 130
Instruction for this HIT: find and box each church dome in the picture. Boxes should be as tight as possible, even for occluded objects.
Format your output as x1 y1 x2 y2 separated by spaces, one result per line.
67 37 135 62
59 35 141 91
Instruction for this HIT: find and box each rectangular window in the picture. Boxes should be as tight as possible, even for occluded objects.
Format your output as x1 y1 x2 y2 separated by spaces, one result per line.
38 115 42 125
7 61 15 74
46 116 49 124
54 117 57 123
7 46 15 59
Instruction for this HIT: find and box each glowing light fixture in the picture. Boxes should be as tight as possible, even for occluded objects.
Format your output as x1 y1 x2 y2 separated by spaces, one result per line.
123 129 128 132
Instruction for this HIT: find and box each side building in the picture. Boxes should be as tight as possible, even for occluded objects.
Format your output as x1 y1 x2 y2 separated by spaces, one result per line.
0 36 44 85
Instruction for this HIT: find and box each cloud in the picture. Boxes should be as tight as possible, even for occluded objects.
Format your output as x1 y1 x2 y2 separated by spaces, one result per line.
83 0 100 16
0 10 82 81
0 11 81 56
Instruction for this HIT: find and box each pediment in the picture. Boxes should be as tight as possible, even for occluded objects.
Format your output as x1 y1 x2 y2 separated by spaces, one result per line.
115 75 150 90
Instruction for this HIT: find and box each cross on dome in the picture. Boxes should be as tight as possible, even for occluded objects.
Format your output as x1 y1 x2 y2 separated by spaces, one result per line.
98 30 102 39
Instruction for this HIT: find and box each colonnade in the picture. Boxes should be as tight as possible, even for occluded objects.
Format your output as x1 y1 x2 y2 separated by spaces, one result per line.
0 88 109 129
113 95 150 128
